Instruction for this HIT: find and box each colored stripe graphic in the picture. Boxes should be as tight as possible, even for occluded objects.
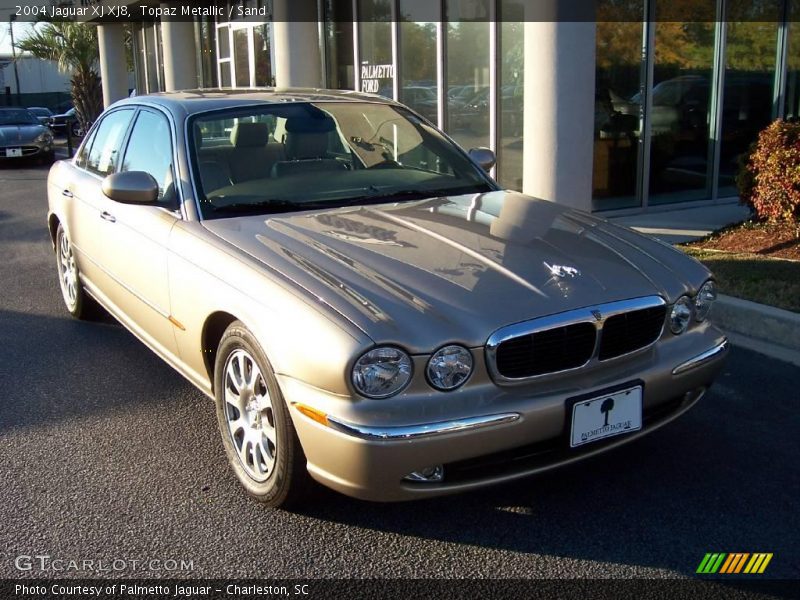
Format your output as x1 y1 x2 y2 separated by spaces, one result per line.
698 552 773 574
697 553 727 574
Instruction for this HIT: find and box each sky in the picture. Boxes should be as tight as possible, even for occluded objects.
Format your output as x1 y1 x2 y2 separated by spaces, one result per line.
0 0 38 56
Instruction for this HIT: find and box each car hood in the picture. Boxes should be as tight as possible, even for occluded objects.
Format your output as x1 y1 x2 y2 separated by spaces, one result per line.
203 191 710 351
0 124 46 144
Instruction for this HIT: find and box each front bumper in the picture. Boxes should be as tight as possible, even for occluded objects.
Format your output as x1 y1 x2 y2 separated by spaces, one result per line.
283 325 729 502
0 141 53 159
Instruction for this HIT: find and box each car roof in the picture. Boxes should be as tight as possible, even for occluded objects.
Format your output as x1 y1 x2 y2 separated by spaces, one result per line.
113 88 400 118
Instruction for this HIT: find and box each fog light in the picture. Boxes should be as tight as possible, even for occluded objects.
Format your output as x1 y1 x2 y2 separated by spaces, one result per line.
404 465 444 483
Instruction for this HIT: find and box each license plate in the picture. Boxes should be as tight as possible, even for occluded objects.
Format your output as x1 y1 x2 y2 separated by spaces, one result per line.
570 385 642 448
5 148 22 157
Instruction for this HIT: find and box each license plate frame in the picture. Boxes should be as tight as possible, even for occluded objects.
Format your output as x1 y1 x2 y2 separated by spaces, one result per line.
568 382 643 448
5 148 23 158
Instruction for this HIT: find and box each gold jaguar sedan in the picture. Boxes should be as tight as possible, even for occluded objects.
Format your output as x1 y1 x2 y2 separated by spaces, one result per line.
47 90 728 506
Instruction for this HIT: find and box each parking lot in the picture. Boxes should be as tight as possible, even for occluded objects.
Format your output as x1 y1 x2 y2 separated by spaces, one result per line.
0 162 798 580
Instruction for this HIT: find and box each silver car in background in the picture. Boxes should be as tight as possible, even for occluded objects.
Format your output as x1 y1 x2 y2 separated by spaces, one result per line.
47 90 728 507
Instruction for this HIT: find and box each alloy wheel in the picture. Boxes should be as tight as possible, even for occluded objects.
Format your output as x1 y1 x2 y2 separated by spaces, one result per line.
222 348 277 482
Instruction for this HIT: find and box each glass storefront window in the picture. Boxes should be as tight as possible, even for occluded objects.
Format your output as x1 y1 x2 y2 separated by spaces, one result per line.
198 17 218 88
399 0 439 125
497 0 525 190
358 0 394 98
592 15 645 210
233 28 250 87
445 0 491 150
648 8 716 205
253 24 274 87
786 1 800 120
323 0 355 89
718 9 779 197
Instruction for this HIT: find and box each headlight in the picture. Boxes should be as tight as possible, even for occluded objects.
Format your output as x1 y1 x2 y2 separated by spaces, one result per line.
694 280 717 322
669 296 693 334
426 345 473 391
35 131 53 143
351 346 412 399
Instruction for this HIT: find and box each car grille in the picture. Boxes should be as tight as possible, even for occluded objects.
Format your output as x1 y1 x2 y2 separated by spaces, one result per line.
495 323 596 378
598 305 667 361
489 296 667 381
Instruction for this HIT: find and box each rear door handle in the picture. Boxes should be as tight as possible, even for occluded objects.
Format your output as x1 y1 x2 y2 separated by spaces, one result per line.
100 211 116 223
61 189 73 197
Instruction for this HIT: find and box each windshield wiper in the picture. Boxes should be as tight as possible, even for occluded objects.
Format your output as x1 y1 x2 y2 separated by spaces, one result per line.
210 199 323 215
338 184 491 206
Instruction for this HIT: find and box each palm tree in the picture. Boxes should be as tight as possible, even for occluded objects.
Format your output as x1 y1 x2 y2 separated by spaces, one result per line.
16 22 103 135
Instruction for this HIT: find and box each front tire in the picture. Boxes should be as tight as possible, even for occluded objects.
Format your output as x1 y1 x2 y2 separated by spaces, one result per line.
214 322 311 507
55 223 96 320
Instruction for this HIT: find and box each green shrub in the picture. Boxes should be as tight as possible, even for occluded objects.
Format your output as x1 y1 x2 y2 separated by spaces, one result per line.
738 120 800 223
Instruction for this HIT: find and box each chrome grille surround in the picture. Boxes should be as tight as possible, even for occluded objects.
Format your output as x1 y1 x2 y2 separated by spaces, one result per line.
485 296 667 385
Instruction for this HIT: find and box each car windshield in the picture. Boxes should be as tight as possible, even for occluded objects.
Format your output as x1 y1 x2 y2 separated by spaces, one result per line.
0 109 39 125
190 101 493 218
28 108 51 117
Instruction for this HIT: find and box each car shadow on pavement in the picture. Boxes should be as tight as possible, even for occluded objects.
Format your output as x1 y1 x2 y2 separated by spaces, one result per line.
291 347 799 581
0 309 190 432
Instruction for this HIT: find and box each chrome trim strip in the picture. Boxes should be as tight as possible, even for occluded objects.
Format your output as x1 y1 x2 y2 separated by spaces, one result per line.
326 413 520 441
672 339 729 376
485 295 667 386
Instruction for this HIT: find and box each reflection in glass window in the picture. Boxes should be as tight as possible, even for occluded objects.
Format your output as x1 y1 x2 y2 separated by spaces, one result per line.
592 9 644 210
358 0 394 98
445 0 490 151
323 1 354 89
85 110 134 176
785 1 800 120
122 111 174 203
233 28 250 87
649 6 715 205
399 0 438 125
497 0 525 190
718 7 779 196
253 25 274 87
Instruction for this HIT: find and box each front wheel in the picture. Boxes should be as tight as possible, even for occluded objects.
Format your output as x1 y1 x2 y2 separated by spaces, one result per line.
214 322 311 507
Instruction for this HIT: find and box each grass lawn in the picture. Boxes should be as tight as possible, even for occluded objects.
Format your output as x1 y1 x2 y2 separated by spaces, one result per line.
682 248 800 313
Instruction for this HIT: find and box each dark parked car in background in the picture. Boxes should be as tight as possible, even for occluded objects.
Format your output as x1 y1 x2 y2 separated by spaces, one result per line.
27 106 54 126
0 107 54 162
49 107 84 137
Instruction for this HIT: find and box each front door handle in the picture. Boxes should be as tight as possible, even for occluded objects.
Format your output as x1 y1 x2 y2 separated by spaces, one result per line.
100 211 116 223
61 189 73 198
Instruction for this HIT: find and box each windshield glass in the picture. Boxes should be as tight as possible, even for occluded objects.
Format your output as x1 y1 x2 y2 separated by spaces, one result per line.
190 102 493 218
0 109 39 125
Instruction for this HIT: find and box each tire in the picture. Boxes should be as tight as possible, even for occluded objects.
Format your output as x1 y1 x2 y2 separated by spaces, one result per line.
55 223 97 320
214 322 311 508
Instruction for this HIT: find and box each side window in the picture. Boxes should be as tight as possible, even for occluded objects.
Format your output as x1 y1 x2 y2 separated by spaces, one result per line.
121 110 176 205
75 127 97 169
85 109 134 176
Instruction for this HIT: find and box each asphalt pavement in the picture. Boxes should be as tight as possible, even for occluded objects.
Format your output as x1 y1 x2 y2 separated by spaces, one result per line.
0 161 798 582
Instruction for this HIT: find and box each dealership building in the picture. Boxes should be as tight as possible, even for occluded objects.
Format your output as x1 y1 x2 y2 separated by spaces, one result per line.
91 0 793 214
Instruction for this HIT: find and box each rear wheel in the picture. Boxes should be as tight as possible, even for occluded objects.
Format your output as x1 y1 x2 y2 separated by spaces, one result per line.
55 223 97 320
214 322 311 507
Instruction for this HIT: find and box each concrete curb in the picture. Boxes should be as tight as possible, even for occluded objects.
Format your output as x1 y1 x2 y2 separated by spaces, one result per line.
712 294 800 354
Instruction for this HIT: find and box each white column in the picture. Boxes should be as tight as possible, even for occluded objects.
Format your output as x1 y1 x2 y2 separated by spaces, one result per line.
522 20 596 211
161 15 198 91
97 23 129 108
273 0 322 88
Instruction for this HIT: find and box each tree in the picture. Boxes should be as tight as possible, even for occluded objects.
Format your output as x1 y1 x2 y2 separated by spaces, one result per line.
16 22 103 135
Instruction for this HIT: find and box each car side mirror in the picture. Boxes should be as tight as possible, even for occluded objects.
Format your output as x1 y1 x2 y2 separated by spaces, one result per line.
102 171 159 205
469 147 496 172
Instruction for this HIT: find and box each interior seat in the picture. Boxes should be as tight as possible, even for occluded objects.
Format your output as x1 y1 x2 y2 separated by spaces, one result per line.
229 122 285 183
272 115 347 178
